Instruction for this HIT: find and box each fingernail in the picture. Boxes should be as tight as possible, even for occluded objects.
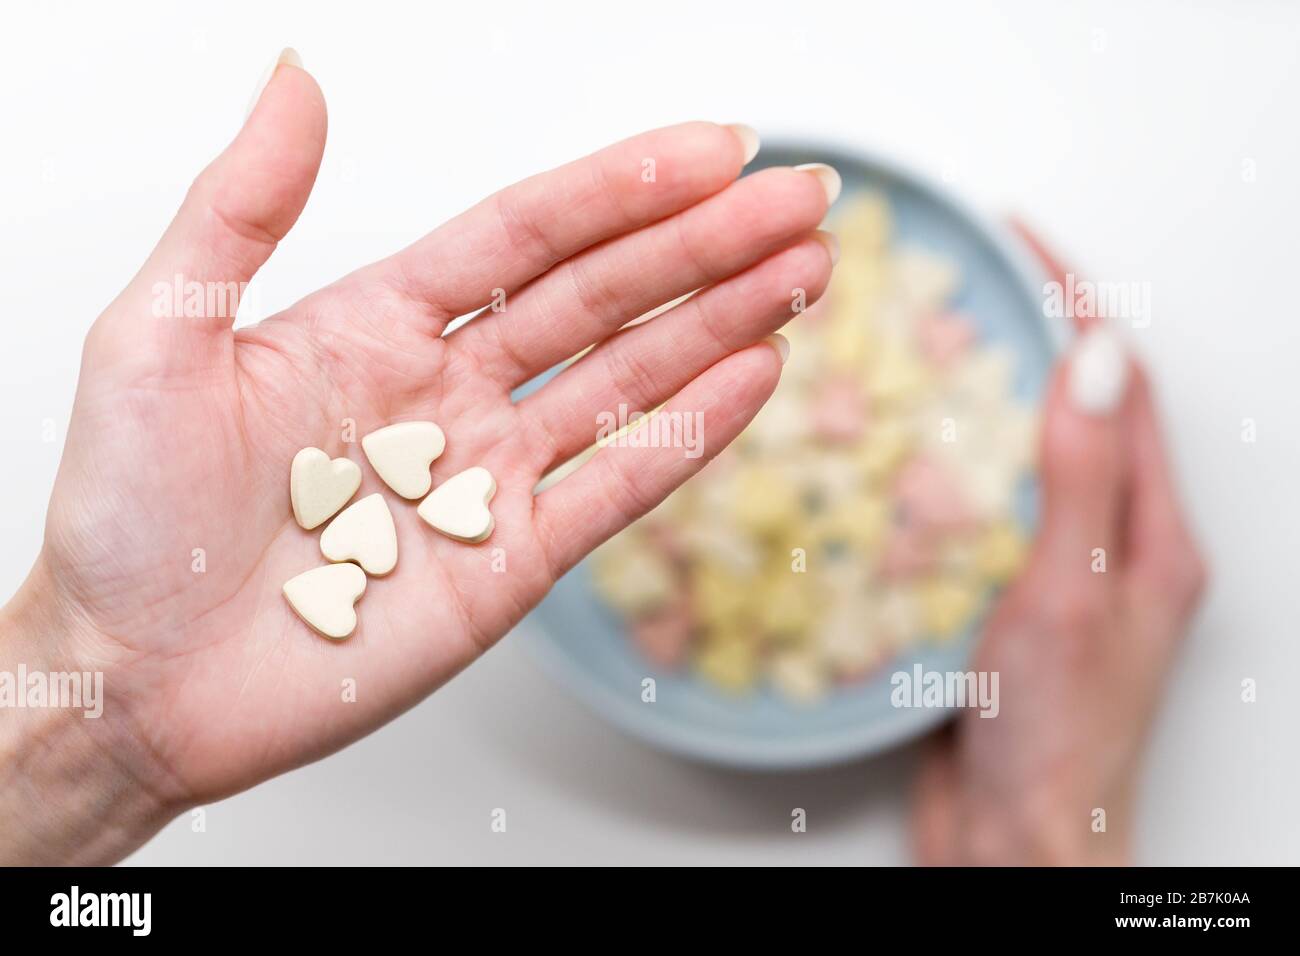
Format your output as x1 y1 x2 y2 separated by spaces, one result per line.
814 230 840 266
764 333 790 365
726 124 761 165
795 163 842 205
1068 325 1129 415
246 47 303 119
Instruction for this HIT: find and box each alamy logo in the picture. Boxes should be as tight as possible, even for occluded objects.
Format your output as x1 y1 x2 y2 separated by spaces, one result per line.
0 666 103 718
1042 273 1151 328
50 886 151 936
889 665 999 718
151 272 256 319
595 403 705 459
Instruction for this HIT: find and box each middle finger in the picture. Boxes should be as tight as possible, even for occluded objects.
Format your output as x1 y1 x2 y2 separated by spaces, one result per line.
448 164 839 387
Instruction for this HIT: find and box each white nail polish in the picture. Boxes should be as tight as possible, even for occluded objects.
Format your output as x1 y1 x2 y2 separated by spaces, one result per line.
1068 325 1128 415
814 230 840 266
726 124 760 164
246 47 303 119
795 163 842 205
764 333 790 365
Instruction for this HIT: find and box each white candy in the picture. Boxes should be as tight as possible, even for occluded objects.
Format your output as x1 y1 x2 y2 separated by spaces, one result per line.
290 447 362 530
592 539 675 615
320 493 398 575
768 650 829 704
677 521 760 575
891 246 958 312
282 563 367 640
418 466 497 543
361 421 446 499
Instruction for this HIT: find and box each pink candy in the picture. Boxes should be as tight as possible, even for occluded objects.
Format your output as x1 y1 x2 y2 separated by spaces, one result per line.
917 311 975 369
879 521 939 579
894 456 973 533
811 376 870 444
631 599 694 669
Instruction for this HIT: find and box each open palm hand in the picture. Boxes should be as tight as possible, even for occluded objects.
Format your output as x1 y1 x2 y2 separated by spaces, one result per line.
21 58 836 839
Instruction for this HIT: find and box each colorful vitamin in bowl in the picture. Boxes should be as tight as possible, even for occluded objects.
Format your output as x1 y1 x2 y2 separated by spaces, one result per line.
592 191 1039 703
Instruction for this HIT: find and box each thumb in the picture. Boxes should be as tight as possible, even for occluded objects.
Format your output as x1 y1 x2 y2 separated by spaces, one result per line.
1033 324 1132 579
97 50 327 366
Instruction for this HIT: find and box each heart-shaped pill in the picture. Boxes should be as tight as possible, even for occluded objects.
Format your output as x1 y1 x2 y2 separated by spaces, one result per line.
320 493 398 575
362 421 446 499
282 562 367 640
290 447 362 530
417 466 496 543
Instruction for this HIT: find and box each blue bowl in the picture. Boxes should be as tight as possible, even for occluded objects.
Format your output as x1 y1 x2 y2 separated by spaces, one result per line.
520 142 1061 769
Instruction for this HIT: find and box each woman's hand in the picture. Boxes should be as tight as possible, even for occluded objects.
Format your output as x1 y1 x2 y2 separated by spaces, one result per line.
0 53 837 863
911 228 1207 865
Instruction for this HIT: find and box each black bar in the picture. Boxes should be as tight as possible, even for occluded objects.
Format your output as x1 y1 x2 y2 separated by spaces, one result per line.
0 866 1274 940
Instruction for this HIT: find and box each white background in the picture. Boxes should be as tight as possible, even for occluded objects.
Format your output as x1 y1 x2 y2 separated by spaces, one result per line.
1 0 1296 864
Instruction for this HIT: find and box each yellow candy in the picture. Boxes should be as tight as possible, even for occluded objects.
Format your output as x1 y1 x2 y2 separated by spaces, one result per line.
855 418 914 481
835 193 892 255
825 267 886 374
695 637 759 694
726 465 802 538
867 336 932 407
917 577 984 640
974 522 1028 583
691 561 753 631
824 320 875 375
757 573 817 637
801 495 888 567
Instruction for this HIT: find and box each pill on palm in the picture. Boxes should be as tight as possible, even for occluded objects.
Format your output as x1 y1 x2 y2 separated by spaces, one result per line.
282 562 367 640
320 493 398 575
290 447 362 530
417 466 497 542
361 421 446 499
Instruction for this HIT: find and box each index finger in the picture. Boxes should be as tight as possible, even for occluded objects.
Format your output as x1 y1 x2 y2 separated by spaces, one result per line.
381 121 757 325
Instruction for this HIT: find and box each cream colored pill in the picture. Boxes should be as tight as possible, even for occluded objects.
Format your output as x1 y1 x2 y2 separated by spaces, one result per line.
290 447 362 530
361 421 446 499
320 493 398 576
417 466 496 543
282 562 367 640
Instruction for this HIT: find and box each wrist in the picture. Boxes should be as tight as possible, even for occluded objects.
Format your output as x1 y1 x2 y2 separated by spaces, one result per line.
0 557 184 865
960 786 1135 866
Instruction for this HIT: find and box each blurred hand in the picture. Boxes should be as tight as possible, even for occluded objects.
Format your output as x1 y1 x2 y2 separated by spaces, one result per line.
0 53 837 863
911 226 1207 865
